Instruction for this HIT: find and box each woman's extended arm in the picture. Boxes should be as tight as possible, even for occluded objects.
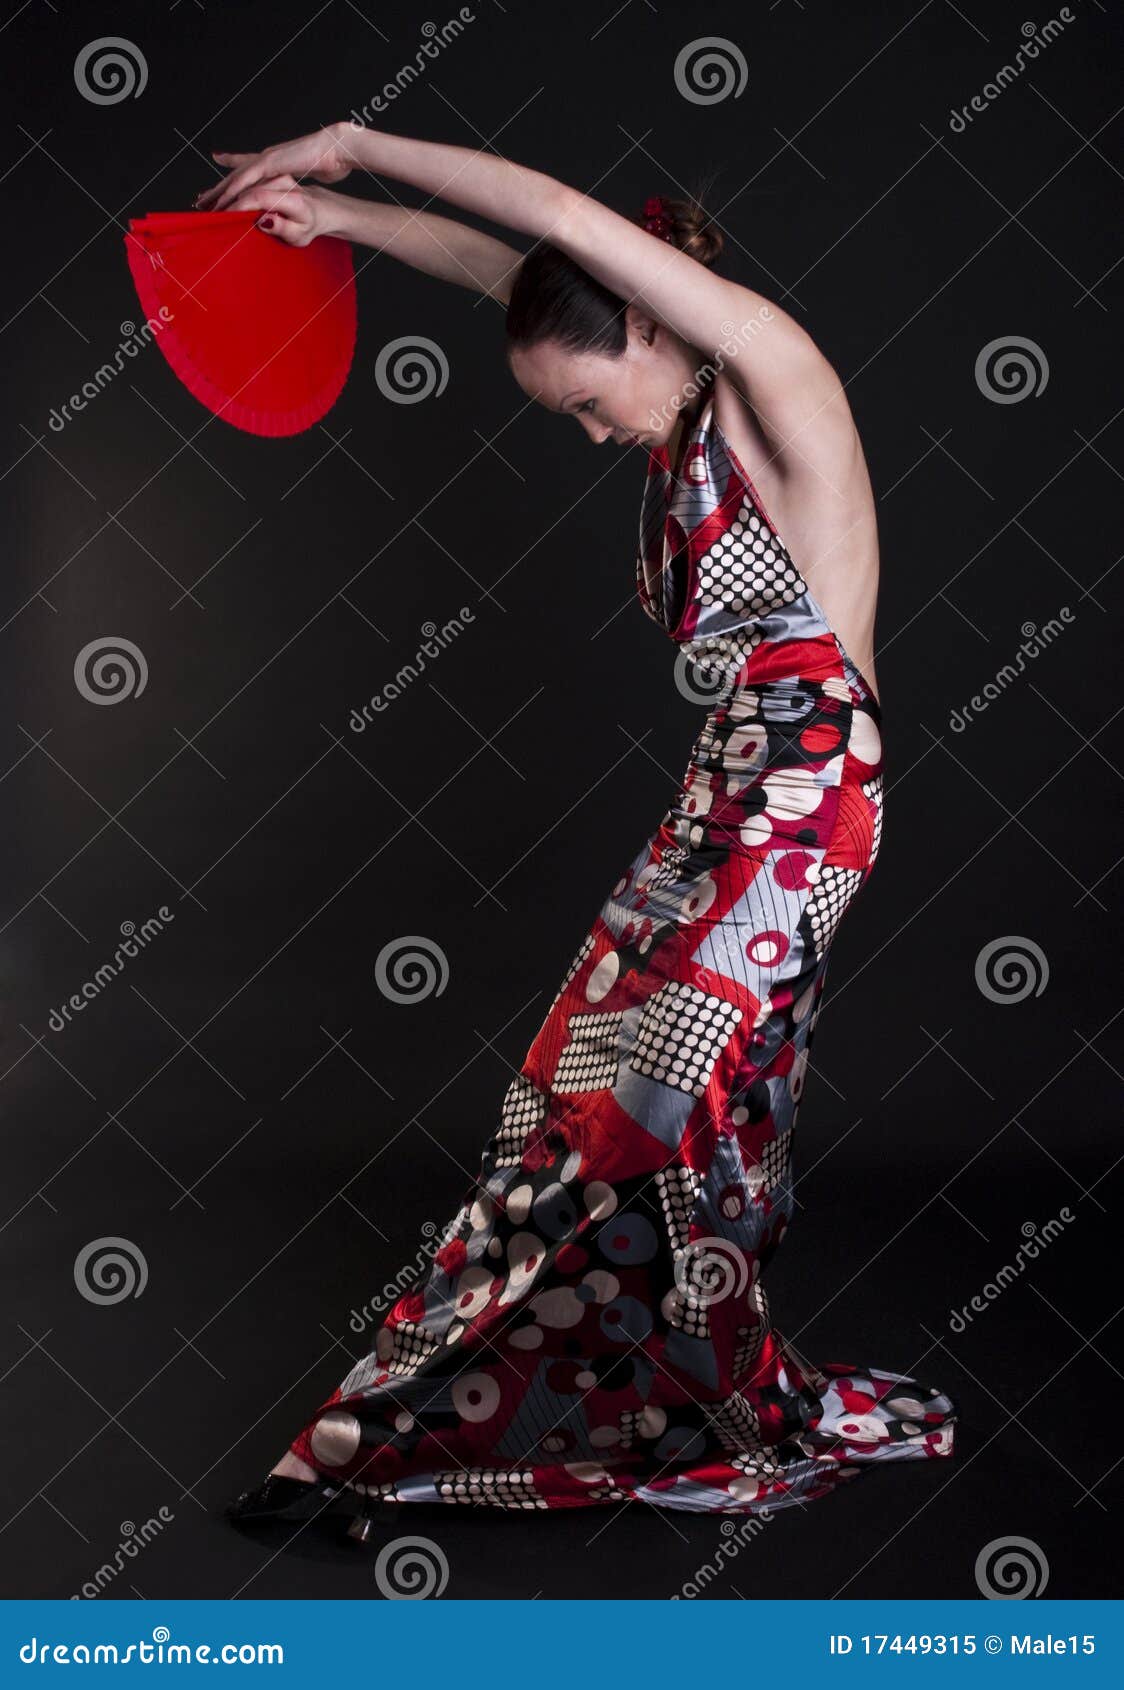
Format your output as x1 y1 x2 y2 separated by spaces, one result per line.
198 123 853 470
200 166 520 303
312 184 519 302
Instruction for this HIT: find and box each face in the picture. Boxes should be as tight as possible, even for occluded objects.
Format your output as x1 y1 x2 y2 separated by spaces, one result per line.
508 308 696 450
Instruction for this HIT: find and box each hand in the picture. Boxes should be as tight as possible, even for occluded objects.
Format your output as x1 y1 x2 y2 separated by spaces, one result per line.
194 122 355 212
220 176 339 247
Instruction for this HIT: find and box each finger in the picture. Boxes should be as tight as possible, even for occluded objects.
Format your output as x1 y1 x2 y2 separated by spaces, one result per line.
210 163 269 212
196 164 293 211
195 152 257 200
254 171 298 194
195 174 240 209
229 182 306 217
256 209 311 247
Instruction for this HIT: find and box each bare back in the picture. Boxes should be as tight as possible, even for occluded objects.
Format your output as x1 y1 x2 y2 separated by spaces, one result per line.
711 370 882 705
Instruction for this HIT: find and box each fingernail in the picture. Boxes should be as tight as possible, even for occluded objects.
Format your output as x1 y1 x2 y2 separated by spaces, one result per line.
260 217 274 230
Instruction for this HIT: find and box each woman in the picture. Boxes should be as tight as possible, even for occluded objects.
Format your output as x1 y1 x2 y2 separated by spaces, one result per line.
205 122 957 1537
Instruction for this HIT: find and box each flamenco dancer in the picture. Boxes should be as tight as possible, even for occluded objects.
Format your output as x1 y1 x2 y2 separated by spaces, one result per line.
207 122 957 1536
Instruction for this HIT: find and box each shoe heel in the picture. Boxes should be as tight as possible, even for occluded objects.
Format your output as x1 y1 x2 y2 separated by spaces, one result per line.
344 1496 401 1544
226 1473 320 1525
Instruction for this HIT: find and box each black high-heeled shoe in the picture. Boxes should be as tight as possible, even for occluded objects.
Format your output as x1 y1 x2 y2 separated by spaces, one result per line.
343 1492 403 1544
225 1472 349 1527
225 1472 401 1542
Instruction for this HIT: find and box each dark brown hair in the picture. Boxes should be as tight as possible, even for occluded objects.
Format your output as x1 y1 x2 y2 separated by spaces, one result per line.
505 192 723 358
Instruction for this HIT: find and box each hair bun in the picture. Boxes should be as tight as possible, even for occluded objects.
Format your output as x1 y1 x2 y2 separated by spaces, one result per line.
637 193 724 268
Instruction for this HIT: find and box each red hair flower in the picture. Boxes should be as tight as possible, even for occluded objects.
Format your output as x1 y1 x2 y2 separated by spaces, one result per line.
640 194 674 243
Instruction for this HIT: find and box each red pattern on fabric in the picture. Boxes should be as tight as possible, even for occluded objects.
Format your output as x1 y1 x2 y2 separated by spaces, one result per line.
282 388 955 1516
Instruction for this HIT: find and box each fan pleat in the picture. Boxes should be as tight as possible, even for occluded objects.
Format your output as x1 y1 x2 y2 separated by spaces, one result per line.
123 208 357 437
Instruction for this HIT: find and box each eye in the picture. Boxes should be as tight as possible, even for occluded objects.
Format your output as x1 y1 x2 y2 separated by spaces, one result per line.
578 399 596 414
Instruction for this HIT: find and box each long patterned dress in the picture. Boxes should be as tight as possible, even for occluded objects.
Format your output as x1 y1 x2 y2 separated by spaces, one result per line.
287 390 958 1514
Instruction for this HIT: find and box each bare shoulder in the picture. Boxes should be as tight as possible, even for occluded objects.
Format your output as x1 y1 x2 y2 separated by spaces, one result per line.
709 367 866 525
713 328 859 471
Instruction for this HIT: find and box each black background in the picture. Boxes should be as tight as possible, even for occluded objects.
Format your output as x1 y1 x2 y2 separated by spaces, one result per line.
0 0 1120 1601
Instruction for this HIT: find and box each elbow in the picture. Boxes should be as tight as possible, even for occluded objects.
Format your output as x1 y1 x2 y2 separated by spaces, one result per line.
546 180 615 257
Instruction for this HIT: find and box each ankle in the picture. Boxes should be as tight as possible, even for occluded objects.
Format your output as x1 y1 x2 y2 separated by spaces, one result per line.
270 1452 318 1483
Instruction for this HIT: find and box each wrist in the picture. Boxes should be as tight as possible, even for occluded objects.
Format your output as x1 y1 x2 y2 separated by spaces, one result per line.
332 117 377 173
307 183 349 239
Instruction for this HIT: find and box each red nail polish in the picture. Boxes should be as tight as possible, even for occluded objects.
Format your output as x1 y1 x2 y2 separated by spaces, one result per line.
260 217 274 230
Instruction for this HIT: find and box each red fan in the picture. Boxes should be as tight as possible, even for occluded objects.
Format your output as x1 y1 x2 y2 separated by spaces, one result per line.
124 209 357 437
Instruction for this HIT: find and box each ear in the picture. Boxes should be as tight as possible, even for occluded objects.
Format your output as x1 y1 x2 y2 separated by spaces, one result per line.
623 305 659 348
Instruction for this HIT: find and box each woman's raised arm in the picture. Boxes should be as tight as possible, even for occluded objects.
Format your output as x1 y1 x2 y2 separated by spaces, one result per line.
198 122 851 470
325 192 521 303
214 171 520 304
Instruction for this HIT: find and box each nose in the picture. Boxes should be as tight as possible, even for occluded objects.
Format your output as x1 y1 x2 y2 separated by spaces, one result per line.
579 415 614 445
